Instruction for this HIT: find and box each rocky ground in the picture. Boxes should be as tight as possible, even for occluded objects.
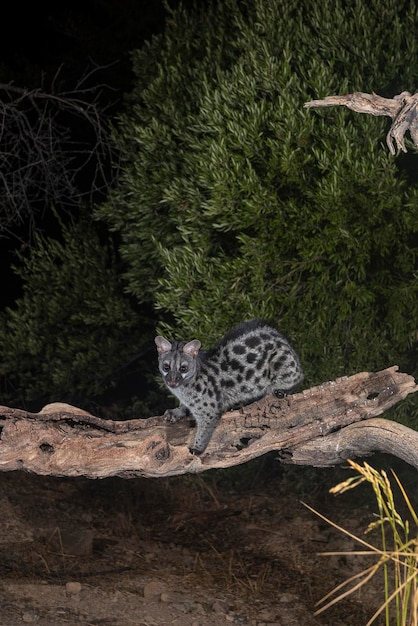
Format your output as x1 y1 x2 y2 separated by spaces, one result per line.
0 455 414 626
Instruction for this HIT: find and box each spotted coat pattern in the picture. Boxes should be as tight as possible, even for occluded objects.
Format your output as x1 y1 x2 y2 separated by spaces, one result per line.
155 319 303 454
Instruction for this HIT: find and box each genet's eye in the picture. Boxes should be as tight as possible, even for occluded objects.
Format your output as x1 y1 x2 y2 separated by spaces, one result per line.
163 363 170 372
180 364 188 373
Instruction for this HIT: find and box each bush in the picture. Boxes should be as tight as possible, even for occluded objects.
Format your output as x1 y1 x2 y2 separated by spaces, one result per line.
0 219 147 410
97 0 418 413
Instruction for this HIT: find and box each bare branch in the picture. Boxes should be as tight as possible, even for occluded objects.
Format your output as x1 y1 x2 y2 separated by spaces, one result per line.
0 366 416 479
0 68 118 240
304 91 418 155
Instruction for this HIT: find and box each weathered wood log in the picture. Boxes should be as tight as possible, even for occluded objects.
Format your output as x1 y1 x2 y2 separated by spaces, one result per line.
0 366 416 478
304 91 418 154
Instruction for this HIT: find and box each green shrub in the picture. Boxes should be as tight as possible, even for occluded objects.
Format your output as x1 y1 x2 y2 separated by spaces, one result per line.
0 219 146 409
97 0 418 409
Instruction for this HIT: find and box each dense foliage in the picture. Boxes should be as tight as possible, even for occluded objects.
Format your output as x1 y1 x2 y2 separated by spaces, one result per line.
0 220 147 410
98 0 418 404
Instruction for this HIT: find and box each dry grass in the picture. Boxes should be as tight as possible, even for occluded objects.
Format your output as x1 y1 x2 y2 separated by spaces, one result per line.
306 460 418 626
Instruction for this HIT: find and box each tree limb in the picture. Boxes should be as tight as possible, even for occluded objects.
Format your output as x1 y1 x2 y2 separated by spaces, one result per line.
0 366 416 478
288 419 418 469
304 91 418 155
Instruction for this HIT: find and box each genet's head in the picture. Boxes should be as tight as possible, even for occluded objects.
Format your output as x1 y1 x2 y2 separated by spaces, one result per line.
155 336 201 388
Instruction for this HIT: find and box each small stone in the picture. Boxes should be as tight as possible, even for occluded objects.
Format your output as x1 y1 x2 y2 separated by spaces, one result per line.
278 592 298 603
66 581 82 595
191 603 205 615
212 600 229 614
143 580 167 600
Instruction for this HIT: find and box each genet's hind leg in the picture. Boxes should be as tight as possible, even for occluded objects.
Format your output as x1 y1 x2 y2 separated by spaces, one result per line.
274 390 286 398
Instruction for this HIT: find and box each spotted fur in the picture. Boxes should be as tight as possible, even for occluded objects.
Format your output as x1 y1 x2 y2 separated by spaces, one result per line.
155 319 303 454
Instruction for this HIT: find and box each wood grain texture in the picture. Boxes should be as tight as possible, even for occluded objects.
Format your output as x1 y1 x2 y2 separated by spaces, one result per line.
0 367 416 478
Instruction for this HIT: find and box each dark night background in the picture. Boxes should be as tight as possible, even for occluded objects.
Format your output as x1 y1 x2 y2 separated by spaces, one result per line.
0 0 180 308
0 1 168 88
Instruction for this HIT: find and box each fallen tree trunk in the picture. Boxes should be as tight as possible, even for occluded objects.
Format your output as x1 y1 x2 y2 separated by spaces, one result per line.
0 366 417 479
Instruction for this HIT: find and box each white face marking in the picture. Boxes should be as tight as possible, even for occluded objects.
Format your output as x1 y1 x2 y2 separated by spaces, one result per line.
179 361 189 376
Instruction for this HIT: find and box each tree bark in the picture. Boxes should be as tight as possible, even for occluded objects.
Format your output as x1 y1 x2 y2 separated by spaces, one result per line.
304 91 418 154
0 366 416 479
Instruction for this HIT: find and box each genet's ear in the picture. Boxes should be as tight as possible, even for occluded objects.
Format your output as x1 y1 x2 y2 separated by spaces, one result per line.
183 339 201 358
155 336 172 354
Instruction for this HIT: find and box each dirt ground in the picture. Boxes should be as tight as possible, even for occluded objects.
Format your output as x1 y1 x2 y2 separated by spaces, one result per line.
0 456 414 626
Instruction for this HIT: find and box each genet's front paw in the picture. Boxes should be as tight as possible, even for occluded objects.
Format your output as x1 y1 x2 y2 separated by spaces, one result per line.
164 407 189 423
189 446 203 456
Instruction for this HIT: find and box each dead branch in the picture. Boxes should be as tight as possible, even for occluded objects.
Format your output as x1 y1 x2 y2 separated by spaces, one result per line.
304 91 418 155
289 419 418 468
0 70 117 240
0 366 416 479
